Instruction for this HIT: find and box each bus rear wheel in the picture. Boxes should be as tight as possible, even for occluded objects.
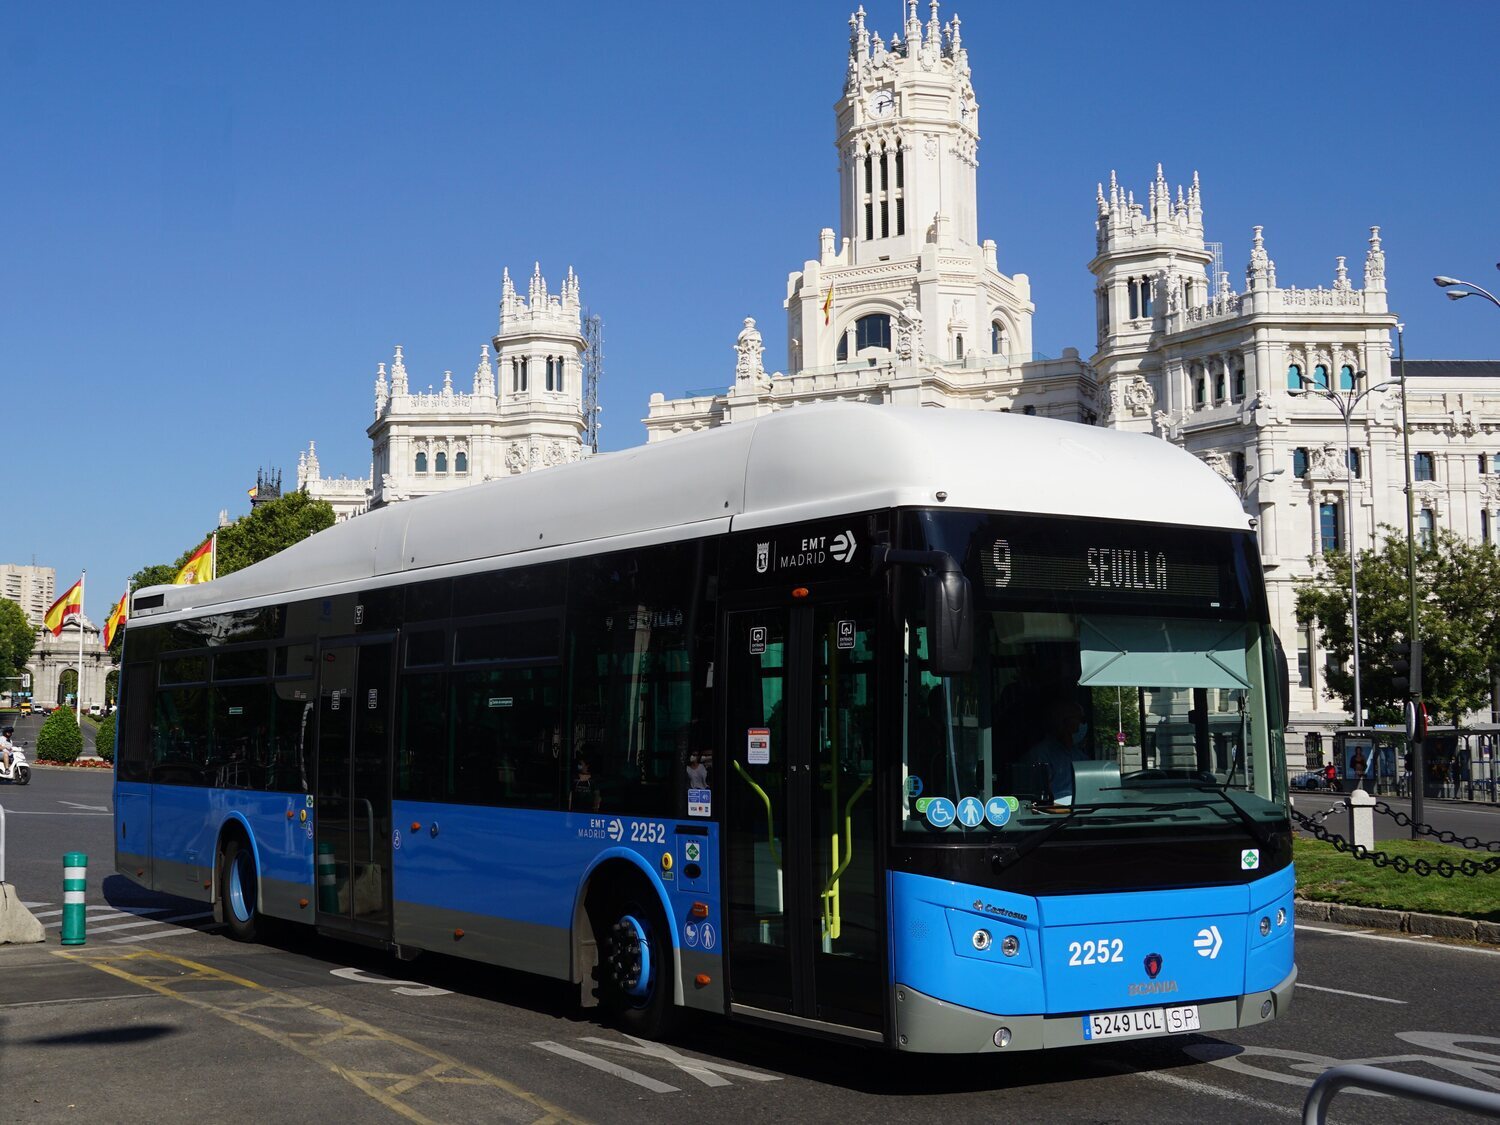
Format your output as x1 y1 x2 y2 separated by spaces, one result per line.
219 837 261 943
591 881 675 1039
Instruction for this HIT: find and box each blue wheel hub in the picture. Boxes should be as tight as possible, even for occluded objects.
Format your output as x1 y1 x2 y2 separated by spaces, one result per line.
610 914 653 1002
227 851 254 924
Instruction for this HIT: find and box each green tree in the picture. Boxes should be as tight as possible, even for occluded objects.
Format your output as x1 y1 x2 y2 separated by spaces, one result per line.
1091 685 1142 754
1295 527 1500 725
36 705 83 763
105 667 120 707
95 712 116 763
0 598 36 685
215 491 335 576
59 668 78 705
126 491 336 605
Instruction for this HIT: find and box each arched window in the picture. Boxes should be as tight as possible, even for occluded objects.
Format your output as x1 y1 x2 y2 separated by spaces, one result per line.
837 332 849 362
1313 364 1329 390
854 313 891 353
455 451 467 474
1194 376 1206 408
415 451 428 474
553 358 564 393
991 320 1008 356
1339 364 1355 390
435 451 447 473
511 359 521 393
1287 363 1303 391
520 357 529 391
1214 368 1226 403
546 356 558 392
954 334 964 360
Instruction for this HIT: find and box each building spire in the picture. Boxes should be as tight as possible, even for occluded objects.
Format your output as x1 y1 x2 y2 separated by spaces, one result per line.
474 343 495 396
391 345 408 394
1364 225 1386 289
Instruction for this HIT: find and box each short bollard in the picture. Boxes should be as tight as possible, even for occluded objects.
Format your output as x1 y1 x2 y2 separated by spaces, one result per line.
317 842 337 913
61 852 88 946
1348 790 1376 852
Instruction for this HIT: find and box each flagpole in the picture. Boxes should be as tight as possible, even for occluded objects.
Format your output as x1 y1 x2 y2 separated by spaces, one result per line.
212 532 218 581
76 571 85 725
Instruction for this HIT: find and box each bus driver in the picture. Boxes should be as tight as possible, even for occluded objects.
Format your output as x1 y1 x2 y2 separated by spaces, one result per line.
1021 689 1090 804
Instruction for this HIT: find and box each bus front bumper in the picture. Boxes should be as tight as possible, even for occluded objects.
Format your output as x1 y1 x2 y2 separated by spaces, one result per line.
892 964 1296 1053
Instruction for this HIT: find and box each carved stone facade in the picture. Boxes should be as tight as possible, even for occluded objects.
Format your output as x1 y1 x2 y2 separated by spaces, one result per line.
302 263 589 516
29 617 112 711
640 4 1500 751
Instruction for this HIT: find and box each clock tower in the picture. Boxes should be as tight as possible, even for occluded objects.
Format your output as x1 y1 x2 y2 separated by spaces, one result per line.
837 0 978 263
783 2 1035 376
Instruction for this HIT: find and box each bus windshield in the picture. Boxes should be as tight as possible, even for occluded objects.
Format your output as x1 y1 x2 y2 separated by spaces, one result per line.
899 511 1287 840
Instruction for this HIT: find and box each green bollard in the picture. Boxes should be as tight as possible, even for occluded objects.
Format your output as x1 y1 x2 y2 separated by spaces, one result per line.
62 852 88 946
317 841 337 913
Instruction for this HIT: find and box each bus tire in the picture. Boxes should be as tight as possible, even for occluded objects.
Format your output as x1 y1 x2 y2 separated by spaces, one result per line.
219 836 261 943
590 878 676 1040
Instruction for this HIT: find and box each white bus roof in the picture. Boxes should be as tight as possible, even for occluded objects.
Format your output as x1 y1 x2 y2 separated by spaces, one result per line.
133 405 1248 619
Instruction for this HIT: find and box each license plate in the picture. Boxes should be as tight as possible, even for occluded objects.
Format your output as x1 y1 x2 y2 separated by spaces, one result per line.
1081 1004 1200 1042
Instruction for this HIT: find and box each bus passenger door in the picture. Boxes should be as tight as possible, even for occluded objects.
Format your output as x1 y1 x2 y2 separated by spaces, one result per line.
723 603 884 1039
315 638 395 941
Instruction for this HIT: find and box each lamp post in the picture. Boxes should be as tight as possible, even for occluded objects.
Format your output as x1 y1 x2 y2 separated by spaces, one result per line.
1395 324 1424 836
1290 368 1397 729
1433 271 1500 311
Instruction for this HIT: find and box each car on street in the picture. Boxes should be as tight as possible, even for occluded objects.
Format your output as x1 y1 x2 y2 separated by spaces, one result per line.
1291 769 1330 790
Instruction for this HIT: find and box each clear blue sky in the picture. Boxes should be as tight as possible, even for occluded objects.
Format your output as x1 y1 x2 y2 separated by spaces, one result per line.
3 1 1497 623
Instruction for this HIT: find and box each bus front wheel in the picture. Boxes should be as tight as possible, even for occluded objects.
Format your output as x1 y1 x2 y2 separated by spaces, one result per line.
219 837 261 943
591 880 675 1039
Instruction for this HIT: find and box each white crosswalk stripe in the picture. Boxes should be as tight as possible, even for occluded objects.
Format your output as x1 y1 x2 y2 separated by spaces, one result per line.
22 900 218 942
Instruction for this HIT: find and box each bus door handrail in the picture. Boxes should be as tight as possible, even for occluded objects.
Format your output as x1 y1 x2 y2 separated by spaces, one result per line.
1302 1064 1500 1124
821 776 872 941
732 760 780 868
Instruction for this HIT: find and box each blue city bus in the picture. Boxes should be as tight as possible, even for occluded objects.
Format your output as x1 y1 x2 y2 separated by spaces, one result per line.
114 406 1294 1050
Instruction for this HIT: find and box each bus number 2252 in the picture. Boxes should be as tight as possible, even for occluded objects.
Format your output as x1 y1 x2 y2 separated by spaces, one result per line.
630 822 666 845
1068 938 1124 966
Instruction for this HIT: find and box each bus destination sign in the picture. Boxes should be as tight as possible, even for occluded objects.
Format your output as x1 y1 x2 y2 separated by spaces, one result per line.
978 536 1226 607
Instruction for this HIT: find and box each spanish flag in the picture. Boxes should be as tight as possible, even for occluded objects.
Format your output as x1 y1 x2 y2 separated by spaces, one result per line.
175 534 216 585
44 577 84 637
247 485 258 499
103 590 129 647
822 282 835 326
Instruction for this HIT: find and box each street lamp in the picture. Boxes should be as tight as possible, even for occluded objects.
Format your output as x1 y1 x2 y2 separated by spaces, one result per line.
1432 270 1500 310
1289 368 1397 729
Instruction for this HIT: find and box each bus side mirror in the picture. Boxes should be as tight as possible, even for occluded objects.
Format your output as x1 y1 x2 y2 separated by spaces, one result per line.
1272 631 1290 728
926 570 973 676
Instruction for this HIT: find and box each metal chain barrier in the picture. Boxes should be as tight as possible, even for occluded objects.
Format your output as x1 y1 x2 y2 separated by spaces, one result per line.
1290 806 1500 878
1370 800 1500 853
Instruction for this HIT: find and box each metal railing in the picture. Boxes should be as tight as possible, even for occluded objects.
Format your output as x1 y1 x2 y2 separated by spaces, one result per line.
1303 1064 1500 1123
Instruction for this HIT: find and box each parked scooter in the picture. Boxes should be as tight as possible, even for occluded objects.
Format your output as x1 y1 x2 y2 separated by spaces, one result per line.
0 742 31 785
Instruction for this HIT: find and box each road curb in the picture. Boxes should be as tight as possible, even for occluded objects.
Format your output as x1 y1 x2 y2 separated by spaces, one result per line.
1295 898 1500 946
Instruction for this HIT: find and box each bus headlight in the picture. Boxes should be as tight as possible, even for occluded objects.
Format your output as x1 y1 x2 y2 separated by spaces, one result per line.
1259 916 1271 937
993 1026 1012 1048
1276 908 1287 927
972 929 992 951
1001 935 1020 958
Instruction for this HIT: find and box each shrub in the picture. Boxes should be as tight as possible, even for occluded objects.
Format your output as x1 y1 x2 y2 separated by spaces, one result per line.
36 706 83 764
95 713 116 763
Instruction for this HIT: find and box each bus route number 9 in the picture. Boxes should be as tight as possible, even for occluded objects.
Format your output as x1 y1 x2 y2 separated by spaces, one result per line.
630 821 666 845
991 539 1012 587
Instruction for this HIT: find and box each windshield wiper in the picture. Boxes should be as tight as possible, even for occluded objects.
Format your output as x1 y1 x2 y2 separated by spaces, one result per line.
991 801 1136 873
1171 784 1276 849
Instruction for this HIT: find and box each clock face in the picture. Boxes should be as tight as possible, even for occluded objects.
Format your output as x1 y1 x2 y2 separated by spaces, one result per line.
871 90 894 118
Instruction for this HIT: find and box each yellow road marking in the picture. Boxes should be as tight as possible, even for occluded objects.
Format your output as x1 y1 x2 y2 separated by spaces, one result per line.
56 948 585 1125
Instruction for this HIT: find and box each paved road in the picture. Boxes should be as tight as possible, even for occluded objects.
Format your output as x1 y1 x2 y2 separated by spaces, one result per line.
5 711 100 759
1292 791 1500 849
2 772 1497 1123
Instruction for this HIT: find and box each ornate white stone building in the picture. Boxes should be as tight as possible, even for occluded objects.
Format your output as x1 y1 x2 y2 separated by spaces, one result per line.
640 2 1500 750
303 263 589 519
30 617 112 711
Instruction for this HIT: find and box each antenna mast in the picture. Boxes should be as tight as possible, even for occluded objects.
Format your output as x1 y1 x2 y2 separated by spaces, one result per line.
582 309 603 453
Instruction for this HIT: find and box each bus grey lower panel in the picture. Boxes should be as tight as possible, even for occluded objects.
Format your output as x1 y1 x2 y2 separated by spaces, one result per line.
259 877 308 921
394 901 571 979
152 857 211 902
114 851 150 890
894 967 1297 1053
680 948 725 1012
